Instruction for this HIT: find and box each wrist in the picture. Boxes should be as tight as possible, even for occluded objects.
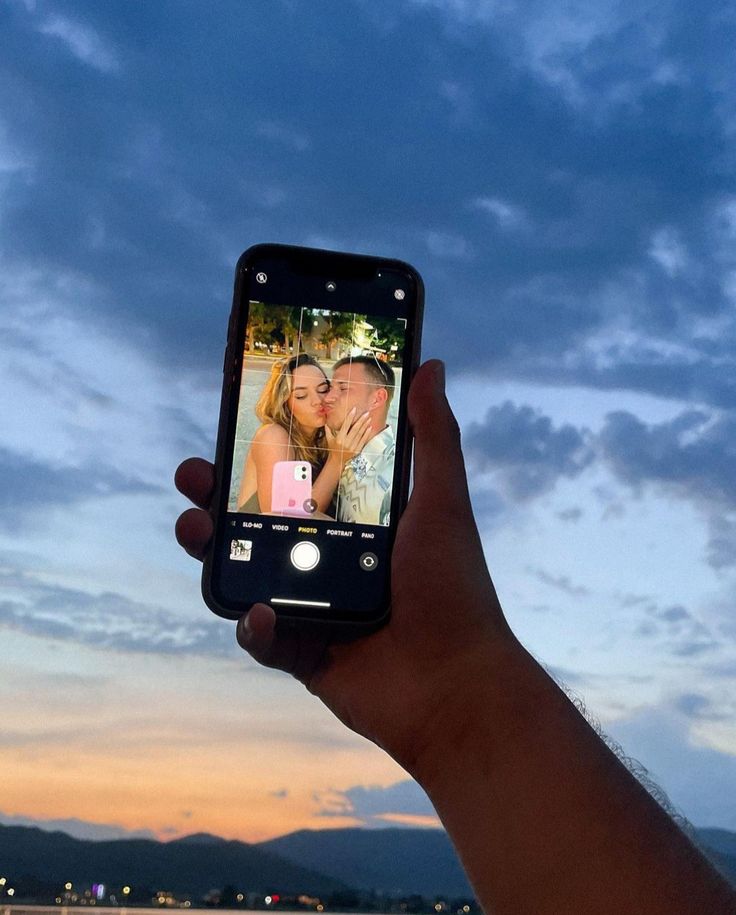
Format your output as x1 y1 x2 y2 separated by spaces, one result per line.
405 635 545 788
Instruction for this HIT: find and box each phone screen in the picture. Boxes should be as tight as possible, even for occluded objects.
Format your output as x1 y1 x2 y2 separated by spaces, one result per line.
206 245 422 624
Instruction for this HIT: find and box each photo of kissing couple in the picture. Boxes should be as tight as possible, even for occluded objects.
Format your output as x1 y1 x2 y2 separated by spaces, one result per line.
229 352 400 526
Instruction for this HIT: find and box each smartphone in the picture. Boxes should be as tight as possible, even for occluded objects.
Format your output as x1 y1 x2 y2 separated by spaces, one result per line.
203 243 424 626
271 460 313 517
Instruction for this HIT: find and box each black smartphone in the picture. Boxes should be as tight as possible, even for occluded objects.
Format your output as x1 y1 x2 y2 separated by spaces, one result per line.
203 243 424 626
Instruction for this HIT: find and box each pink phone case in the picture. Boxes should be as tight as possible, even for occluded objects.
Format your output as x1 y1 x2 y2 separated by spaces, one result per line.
270 460 313 516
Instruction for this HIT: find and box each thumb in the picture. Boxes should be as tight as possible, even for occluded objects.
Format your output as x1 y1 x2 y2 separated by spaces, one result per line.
407 359 474 517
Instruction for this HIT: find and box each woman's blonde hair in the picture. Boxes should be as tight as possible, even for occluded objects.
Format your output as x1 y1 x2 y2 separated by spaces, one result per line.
255 354 327 470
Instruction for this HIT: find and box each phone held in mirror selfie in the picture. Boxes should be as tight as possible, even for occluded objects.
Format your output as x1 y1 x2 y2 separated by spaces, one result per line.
203 243 424 626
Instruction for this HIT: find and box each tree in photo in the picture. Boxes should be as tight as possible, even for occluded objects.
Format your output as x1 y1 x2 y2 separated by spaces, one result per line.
367 315 406 364
246 302 278 352
319 311 360 359
272 305 304 355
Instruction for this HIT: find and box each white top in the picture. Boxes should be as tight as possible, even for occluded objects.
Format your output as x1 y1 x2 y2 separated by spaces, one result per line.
336 425 395 526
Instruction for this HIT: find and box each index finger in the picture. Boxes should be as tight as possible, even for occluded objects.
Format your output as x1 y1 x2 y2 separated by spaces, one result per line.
175 457 215 509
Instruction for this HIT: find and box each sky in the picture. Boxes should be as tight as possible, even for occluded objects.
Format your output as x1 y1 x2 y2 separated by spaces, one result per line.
2 0 736 844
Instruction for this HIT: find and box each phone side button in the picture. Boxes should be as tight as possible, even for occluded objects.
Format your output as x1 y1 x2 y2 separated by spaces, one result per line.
290 541 320 571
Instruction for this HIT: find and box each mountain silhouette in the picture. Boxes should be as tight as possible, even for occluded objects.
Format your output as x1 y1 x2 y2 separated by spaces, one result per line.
1 822 733 898
256 828 473 897
0 824 349 896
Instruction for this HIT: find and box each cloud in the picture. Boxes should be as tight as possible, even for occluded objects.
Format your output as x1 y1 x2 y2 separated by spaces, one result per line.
467 484 505 521
464 401 594 498
0 565 239 659
314 780 440 828
530 567 590 597
599 410 736 502
0 447 160 529
649 226 689 277
598 408 736 567
255 121 311 152
472 195 527 230
608 703 736 829
465 397 736 569
557 506 583 522
633 602 719 658
425 230 473 260
674 693 729 721
0 810 156 841
0 0 732 409
706 515 736 570
0 272 216 512
38 13 120 73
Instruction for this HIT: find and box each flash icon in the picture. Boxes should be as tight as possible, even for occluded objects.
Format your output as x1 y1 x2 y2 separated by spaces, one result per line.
256 272 268 284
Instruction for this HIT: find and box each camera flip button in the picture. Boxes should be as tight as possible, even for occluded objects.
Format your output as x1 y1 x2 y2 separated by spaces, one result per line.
359 552 378 572
290 541 320 572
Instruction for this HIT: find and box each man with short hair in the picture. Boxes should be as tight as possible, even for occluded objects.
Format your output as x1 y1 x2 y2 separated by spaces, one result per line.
323 355 396 525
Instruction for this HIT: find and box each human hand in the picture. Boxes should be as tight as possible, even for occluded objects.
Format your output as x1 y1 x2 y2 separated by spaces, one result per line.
323 406 374 466
175 360 516 775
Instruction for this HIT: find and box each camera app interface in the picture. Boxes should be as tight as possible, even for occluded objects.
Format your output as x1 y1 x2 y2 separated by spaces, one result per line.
219 300 408 616
229 304 404 523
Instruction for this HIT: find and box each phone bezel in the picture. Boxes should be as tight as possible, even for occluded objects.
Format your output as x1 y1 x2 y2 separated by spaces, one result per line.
202 243 424 626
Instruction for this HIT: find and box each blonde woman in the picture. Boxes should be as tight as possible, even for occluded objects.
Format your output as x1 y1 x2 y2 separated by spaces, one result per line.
237 354 373 515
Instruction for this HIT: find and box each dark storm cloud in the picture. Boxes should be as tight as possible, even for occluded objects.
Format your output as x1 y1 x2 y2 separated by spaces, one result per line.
599 409 736 501
462 394 736 569
0 566 238 659
0 447 160 527
598 409 736 560
594 407 736 568
1 0 736 406
464 401 593 498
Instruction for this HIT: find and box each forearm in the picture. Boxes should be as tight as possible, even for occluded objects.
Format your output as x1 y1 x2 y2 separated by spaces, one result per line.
411 637 735 915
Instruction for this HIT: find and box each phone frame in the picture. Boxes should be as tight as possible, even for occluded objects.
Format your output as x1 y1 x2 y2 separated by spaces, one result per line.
202 243 424 626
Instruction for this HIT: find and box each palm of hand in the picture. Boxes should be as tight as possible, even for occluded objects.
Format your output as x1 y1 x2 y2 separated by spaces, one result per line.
276 486 501 770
